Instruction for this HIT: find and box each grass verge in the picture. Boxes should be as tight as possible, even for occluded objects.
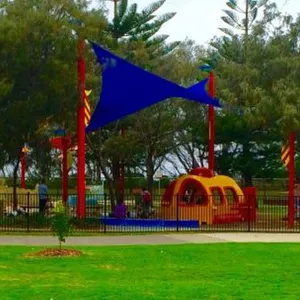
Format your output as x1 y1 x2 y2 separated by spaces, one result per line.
0 244 300 299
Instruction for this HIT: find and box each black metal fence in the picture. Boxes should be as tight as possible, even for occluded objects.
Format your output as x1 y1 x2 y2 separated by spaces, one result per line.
0 193 299 233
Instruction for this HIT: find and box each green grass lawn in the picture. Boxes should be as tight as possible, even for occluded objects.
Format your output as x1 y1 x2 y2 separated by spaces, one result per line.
1 243 300 300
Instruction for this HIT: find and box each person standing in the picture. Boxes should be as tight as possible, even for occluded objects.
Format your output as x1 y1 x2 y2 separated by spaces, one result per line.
38 178 48 214
141 188 151 218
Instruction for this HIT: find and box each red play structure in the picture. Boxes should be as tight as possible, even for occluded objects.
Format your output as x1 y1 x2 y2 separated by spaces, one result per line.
161 167 256 225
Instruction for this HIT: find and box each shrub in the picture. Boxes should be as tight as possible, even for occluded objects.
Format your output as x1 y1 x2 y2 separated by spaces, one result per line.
50 201 72 251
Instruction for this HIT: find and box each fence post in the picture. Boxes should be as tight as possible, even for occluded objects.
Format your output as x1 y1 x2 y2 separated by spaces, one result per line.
104 193 107 234
176 194 179 232
26 192 30 232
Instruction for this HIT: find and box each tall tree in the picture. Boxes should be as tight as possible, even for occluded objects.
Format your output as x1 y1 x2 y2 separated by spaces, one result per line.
220 0 268 38
0 0 107 204
209 0 272 185
87 0 179 200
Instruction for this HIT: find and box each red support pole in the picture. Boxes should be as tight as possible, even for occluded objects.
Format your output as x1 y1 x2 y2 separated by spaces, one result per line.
208 72 215 171
62 137 69 203
77 38 86 218
288 131 295 228
119 127 125 200
20 152 26 189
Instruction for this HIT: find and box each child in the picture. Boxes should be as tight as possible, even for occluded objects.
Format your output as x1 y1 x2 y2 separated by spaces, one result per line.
113 200 127 219
141 188 152 218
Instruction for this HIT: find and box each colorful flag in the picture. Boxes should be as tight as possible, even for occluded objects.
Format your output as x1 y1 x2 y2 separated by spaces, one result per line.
21 143 29 153
84 90 92 127
281 144 290 169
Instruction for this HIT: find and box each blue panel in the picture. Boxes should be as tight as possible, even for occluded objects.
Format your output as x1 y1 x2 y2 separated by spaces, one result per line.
86 42 221 133
100 217 199 228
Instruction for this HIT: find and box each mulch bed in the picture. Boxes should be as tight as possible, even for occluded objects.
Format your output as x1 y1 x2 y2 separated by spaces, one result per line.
28 248 82 257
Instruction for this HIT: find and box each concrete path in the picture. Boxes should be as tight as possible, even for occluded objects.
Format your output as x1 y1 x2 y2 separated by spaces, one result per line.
1 233 300 246
205 233 300 243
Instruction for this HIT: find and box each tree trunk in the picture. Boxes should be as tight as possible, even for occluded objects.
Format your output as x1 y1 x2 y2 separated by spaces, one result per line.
98 158 116 211
13 159 20 210
242 142 253 187
37 142 51 180
96 162 102 182
101 170 115 210
244 0 249 59
107 180 115 210
112 159 121 205
146 152 155 194
1 168 6 177
243 172 253 187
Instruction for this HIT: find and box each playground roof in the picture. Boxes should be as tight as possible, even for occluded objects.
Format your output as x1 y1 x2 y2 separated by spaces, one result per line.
86 42 221 133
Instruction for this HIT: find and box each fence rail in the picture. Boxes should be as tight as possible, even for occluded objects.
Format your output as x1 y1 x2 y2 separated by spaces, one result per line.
0 193 299 233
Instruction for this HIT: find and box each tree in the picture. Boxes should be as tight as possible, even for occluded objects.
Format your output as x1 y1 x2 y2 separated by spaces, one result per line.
87 0 179 201
108 0 176 45
156 40 216 175
0 0 107 205
51 201 72 251
220 0 269 39
209 1 300 185
209 0 273 185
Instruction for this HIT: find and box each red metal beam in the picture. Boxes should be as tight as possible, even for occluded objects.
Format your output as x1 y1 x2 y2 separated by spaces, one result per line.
208 72 215 171
77 38 86 218
288 131 295 228
62 137 69 203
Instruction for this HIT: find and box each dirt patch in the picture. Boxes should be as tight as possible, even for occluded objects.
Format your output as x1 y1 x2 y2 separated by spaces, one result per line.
27 249 82 257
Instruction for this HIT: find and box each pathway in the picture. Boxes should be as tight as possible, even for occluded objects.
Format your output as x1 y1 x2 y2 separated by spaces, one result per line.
1 233 300 246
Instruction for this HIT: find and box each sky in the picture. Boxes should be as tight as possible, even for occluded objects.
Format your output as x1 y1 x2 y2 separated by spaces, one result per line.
101 0 299 45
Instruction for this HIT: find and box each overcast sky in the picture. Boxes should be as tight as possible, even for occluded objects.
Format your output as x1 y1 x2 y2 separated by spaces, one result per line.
101 0 299 45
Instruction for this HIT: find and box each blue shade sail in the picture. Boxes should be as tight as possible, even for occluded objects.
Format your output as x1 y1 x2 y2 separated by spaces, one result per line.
86 42 221 133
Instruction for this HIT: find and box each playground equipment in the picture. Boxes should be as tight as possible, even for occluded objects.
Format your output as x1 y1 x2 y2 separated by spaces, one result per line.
161 167 256 225
100 168 256 228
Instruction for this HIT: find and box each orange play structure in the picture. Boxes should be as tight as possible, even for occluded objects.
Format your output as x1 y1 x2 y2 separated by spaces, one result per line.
161 168 256 225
